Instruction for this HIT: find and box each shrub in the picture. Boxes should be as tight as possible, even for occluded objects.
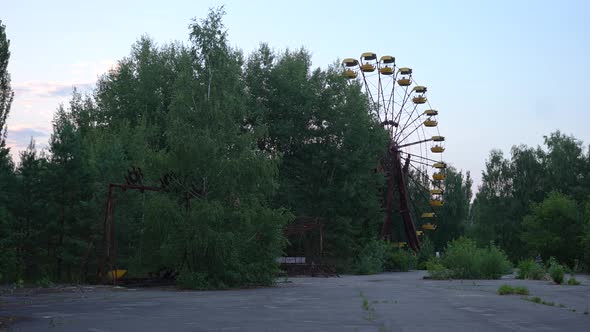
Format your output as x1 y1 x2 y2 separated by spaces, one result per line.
548 257 565 284
478 244 512 279
425 258 453 279
385 249 417 272
441 237 479 278
417 237 435 269
355 239 388 275
517 259 546 280
431 237 511 279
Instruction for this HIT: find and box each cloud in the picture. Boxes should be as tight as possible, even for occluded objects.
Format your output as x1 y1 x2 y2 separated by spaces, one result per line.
13 81 94 98
70 60 117 77
5 126 50 151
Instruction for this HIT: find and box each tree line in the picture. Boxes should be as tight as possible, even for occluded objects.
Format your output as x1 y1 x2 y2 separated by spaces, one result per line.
9 9 580 287
470 132 590 268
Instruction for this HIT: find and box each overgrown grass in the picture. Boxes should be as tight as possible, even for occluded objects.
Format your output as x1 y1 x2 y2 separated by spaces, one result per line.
567 277 581 285
526 296 555 306
497 284 529 295
426 237 511 279
516 259 546 280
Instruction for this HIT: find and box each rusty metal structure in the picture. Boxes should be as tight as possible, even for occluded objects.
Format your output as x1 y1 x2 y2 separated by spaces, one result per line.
98 167 172 284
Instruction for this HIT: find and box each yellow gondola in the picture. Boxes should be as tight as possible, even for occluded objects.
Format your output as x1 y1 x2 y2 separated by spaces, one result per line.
380 67 393 75
433 162 447 169
430 200 444 207
344 69 357 79
431 146 445 153
424 119 438 127
394 242 407 248
380 55 395 64
413 96 427 104
421 212 435 218
430 189 443 195
424 109 438 116
431 135 445 142
107 269 127 281
433 173 446 181
421 223 437 231
398 67 412 75
398 78 411 86
342 58 358 67
416 230 424 236
361 52 377 60
361 64 375 72
413 86 427 93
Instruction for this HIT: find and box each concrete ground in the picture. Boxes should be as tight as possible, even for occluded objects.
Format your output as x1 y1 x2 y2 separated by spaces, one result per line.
1 271 589 331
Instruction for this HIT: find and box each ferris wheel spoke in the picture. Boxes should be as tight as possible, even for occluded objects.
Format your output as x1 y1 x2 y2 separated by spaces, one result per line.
404 152 441 164
395 104 420 140
400 155 431 168
397 115 428 143
392 86 412 137
398 138 434 149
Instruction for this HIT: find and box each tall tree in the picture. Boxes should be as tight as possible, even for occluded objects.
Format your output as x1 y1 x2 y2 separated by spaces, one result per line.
521 192 583 265
0 19 17 282
0 20 13 149
431 167 472 249
245 46 389 262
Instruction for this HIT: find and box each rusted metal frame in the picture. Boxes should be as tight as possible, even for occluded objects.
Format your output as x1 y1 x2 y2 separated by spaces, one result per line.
391 145 420 251
100 183 165 285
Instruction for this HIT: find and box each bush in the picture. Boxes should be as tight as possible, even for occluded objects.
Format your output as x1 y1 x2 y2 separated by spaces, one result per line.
548 257 565 284
355 239 389 275
417 237 435 269
479 245 512 279
385 249 417 272
430 237 511 279
517 259 546 280
425 258 453 279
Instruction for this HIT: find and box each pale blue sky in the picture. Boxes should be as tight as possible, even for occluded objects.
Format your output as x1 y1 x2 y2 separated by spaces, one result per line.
2 0 589 188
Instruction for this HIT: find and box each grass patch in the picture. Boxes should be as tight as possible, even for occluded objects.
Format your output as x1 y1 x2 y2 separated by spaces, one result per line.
567 277 581 285
498 284 529 295
358 291 376 321
525 296 555 306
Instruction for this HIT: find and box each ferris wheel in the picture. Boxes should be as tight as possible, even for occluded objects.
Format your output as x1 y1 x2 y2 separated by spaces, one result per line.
342 52 446 250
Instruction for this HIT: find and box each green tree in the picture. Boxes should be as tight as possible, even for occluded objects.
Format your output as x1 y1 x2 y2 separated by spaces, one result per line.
0 19 17 282
128 8 292 287
470 150 522 257
245 46 388 264
521 192 583 265
431 167 472 249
